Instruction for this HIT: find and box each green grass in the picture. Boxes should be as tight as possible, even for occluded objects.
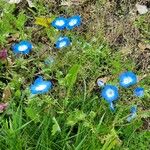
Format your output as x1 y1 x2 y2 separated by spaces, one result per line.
0 0 150 150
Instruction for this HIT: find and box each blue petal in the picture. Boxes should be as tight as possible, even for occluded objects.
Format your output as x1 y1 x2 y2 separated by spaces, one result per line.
30 80 53 95
109 102 115 112
127 113 136 122
12 44 20 54
34 76 44 84
130 106 137 114
44 56 54 65
101 85 119 103
55 36 71 49
127 106 137 122
51 17 67 30
66 15 81 30
19 40 33 50
134 87 144 97
119 71 137 88
12 40 32 55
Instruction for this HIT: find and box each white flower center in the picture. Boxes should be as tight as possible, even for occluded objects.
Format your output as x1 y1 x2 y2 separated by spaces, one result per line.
59 41 66 48
18 45 28 51
55 20 65 26
123 77 132 84
106 89 115 98
35 84 47 91
69 19 77 26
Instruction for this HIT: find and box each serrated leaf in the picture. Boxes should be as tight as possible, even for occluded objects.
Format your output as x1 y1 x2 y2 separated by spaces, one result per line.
25 107 40 123
67 109 86 126
16 11 27 30
139 110 150 118
102 129 122 150
35 17 53 27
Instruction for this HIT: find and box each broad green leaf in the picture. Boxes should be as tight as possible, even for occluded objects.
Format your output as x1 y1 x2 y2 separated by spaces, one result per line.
16 11 27 31
62 64 81 98
52 117 61 136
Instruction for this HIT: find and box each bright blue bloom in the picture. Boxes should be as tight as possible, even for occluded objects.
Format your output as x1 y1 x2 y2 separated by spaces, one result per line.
66 15 81 30
30 76 53 94
101 85 119 103
134 87 144 97
127 106 137 122
97 79 104 87
55 36 71 49
119 71 137 88
12 40 33 54
51 17 67 30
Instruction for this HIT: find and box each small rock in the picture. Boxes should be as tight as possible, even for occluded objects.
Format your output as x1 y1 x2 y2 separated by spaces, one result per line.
136 4 148 15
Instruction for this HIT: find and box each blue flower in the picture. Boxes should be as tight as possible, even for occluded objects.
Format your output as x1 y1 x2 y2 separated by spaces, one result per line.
30 76 53 94
55 36 71 49
101 85 119 103
127 106 137 122
134 87 144 97
12 40 33 54
119 71 137 88
66 15 81 30
51 17 67 30
44 56 54 65
97 79 104 87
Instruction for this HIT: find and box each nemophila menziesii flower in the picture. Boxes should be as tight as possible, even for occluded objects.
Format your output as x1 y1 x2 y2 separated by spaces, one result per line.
0 49 7 60
51 17 67 30
134 87 144 97
55 36 71 49
101 85 119 103
12 40 33 54
0 103 8 113
97 79 104 87
101 85 119 111
66 15 81 30
44 56 54 65
30 76 53 94
127 106 137 122
119 71 137 88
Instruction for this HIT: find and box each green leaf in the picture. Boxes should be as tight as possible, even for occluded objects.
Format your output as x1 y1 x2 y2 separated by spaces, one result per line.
102 129 122 150
62 64 81 98
25 107 40 123
16 11 27 31
52 117 61 136
67 109 86 126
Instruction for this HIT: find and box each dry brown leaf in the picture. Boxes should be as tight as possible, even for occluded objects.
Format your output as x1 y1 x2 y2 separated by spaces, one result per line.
2 86 12 102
